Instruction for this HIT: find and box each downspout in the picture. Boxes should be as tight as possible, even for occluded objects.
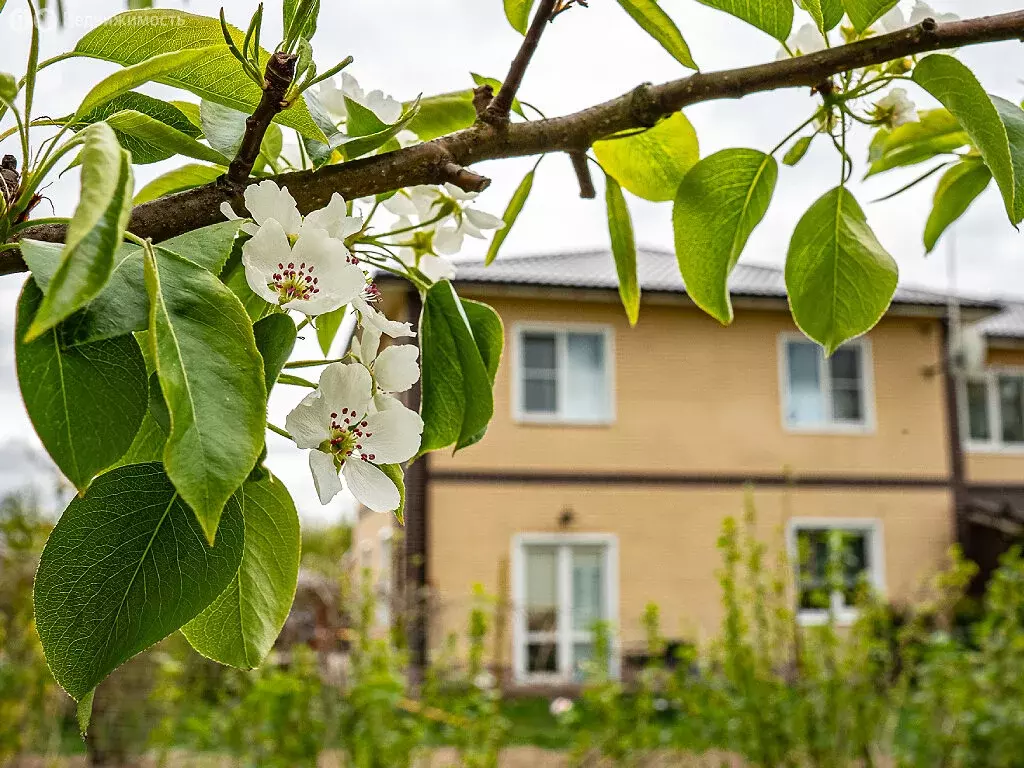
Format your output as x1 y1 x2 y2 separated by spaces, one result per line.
940 318 970 548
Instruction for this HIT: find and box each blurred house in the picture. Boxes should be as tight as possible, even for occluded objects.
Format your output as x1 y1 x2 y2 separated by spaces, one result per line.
353 249 1024 686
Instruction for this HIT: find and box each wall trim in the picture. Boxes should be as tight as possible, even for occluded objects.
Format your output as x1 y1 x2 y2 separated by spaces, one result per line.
430 469 955 489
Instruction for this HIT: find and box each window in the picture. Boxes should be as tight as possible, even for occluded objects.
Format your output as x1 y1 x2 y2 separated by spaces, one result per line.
516 327 613 423
788 521 883 625
514 535 618 682
781 338 872 430
964 372 1024 450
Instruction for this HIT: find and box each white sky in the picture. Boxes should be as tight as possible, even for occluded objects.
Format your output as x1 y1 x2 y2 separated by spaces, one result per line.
0 0 1020 522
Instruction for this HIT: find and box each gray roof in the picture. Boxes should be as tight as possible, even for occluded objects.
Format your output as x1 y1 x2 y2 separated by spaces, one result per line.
452 247 997 309
976 303 1024 339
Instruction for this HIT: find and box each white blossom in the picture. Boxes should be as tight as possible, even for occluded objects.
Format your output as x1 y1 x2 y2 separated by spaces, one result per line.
319 72 403 125
353 325 420 397
873 5 906 33
908 1 959 25
874 88 919 128
549 697 574 716
221 180 363 242
286 363 423 511
352 283 415 339
474 671 497 691
779 23 826 59
242 221 366 317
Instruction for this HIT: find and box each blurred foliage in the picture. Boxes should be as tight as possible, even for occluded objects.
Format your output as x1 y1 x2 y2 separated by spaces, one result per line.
7 495 1024 766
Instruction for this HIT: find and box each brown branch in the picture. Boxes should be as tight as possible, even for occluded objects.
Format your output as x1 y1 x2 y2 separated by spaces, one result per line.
569 151 596 199
225 52 297 186
439 161 491 193
6 11 1024 276
483 0 559 124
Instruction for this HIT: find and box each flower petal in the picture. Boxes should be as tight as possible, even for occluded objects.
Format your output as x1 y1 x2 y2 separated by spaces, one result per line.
443 182 479 202
373 393 405 412
465 207 505 232
242 219 291 304
286 390 332 449
360 405 424 464
382 193 417 218
291 228 368 304
418 254 457 282
433 225 464 255
359 325 382 364
245 180 302 234
282 291 348 317
309 449 344 505
342 458 400 513
353 297 415 338
375 343 420 394
319 362 372 417
220 201 241 221
304 192 364 241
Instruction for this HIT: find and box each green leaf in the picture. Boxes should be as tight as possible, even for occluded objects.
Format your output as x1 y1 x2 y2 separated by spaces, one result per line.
22 223 239 347
785 186 898 354
145 246 267 543
913 55 1024 224
454 299 504 450
420 281 495 454
801 0 844 34
378 464 407 524
74 91 202 165
105 109 229 165
866 109 970 176
169 99 203 129
15 280 148 491
842 0 898 32
505 0 537 34
27 123 133 341
406 90 475 141
198 99 287 160
254 314 298 391
315 305 348 356
673 149 778 325
594 112 699 202
284 0 320 41
110 378 170 469
257 123 284 172
183 476 300 669
220 234 278 321
73 9 326 142
615 0 697 69
74 47 219 120
341 98 421 160
784 135 814 166
76 692 94 736
33 463 244 701
470 73 524 118
694 0 793 42
605 174 640 326
0 71 16 104
924 158 992 253
486 166 536 266
134 163 223 205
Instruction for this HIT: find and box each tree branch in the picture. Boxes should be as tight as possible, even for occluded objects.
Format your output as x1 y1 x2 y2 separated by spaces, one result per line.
483 0 559 124
569 151 596 199
225 51 297 186
6 11 1024 276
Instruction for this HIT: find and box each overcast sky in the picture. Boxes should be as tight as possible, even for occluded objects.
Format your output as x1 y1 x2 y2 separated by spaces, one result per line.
0 0 1020 523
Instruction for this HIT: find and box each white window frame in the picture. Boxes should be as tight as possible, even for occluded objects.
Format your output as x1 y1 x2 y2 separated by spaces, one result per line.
961 368 1024 454
511 533 620 684
786 518 885 627
511 323 616 425
777 333 876 434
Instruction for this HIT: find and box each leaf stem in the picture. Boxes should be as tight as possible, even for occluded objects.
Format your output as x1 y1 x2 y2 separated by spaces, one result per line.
769 111 822 157
267 422 293 439
285 357 349 369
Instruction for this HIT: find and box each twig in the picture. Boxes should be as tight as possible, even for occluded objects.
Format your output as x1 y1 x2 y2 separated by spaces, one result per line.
472 84 494 118
483 0 560 124
439 161 491 193
569 151 596 199
225 51 297 186
7 12 1024 276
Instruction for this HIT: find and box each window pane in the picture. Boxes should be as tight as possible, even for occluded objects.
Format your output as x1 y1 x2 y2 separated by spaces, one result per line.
967 380 992 441
795 528 871 612
830 348 864 422
565 333 609 420
523 377 557 414
787 342 825 425
830 347 861 381
998 375 1024 444
572 642 595 681
527 642 558 673
523 333 556 369
832 385 863 423
571 546 605 631
525 547 558 633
